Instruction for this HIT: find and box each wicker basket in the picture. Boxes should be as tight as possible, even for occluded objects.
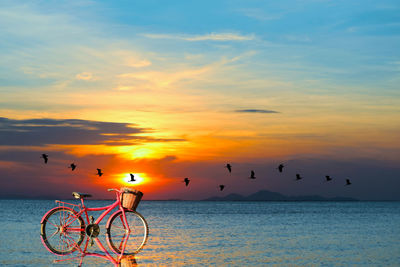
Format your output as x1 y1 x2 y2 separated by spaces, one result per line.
120 188 143 211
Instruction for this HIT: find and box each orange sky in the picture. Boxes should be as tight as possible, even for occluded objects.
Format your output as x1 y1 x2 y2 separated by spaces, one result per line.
1 1 400 200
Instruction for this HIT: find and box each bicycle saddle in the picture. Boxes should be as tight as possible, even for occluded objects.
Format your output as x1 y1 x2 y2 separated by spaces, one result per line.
72 192 92 199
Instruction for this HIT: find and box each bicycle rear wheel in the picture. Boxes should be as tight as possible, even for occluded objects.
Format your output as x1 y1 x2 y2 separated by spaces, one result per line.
41 207 85 255
106 210 148 255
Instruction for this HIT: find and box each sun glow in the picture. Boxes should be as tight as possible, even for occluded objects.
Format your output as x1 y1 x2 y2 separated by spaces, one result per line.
116 146 161 159
120 173 147 186
132 148 153 158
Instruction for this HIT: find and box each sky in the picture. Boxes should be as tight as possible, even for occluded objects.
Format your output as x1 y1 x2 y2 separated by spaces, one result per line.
0 0 399 200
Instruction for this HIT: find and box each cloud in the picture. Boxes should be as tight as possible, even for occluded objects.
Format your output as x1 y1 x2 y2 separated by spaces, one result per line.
258 133 325 140
143 32 255 41
117 64 214 88
0 117 184 146
235 109 280 114
126 59 152 68
76 72 94 81
114 86 136 91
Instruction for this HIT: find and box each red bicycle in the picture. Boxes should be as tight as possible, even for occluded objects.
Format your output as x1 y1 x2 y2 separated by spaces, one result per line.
40 188 148 256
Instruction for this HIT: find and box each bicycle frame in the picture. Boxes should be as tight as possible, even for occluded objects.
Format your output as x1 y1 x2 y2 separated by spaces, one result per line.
40 189 131 244
54 189 130 232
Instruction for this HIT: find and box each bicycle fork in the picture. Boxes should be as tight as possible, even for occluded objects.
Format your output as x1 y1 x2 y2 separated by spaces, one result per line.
120 209 131 233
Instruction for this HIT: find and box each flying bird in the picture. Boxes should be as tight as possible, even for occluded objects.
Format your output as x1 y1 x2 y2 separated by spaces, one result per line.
219 185 225 191
225 164 232 173
130 173 136 182
96 168 103 177
183 178 190 186
277 164 284 173
69 163 77 171
325 175 332 182
41 154 49 164
249 170 256 179
346 179 352 185
295 174 302 181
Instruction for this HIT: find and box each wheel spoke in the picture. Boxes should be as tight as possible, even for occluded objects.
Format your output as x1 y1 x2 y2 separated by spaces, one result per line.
65 213 79 227
46 220 59 228
64 232 78 248
42 208 85 255
48 229 59 240
107 211 148 255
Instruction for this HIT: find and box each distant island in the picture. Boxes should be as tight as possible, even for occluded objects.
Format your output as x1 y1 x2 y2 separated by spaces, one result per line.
203 190 358 201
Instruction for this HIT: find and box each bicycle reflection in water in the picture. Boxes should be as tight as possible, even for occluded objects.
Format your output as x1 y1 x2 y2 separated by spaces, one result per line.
52 235 137 267
40 188 148 266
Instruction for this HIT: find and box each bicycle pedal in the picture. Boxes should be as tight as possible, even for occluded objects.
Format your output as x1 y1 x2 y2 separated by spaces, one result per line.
89 238 94 247
89 215 95 224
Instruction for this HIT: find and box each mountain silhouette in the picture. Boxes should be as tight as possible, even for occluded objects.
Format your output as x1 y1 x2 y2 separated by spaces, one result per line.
203 190 357 201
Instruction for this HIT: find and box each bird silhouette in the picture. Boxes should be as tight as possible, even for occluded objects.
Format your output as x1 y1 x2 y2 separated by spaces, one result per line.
96 168 103 177
225 164 232 173
69 163 76 171
249 170 256 179
219 185 225 191
183 178 190 186
346 179 352 185
295 174 302 181
41 154 48 164
130 173 136 182
277 164 284 173
325 175 332 182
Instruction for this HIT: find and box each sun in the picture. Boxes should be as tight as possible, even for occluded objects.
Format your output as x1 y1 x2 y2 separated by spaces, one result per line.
120 173 146 186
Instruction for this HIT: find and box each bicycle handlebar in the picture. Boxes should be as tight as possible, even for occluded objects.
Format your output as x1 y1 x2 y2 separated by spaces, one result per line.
107 188 118 192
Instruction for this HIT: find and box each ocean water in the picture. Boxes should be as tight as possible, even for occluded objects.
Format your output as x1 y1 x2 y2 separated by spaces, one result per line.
0 200 399 266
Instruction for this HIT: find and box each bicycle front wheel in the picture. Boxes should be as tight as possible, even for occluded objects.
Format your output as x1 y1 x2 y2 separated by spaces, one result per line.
106 210 149 255
41 207 85 255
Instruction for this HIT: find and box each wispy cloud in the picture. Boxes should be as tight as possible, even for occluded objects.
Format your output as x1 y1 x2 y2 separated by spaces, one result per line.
235 109 280 114
143 32 255 41
126 59 152 68
76 72 94 81
258 133 325 140
117 63 215 89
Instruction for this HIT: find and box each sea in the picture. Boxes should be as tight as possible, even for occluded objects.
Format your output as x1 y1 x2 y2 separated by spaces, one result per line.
0 200 399 266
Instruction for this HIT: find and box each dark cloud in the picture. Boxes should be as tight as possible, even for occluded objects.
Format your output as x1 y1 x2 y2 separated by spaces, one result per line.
235 109 279 114
0 117 184 146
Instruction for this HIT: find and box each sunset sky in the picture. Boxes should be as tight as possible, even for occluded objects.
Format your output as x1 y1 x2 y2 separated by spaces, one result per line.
1 0 399 200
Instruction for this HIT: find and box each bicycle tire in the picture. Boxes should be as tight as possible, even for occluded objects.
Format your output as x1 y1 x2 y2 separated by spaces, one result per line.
106 210 149 255
41 207 85 255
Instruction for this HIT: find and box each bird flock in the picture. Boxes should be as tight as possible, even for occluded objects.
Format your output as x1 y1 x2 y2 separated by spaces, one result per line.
40 153 352 193
40 153 137 182
182 162 352 192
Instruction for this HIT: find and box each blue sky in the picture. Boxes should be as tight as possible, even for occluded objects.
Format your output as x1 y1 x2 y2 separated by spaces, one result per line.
1 0 399 93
